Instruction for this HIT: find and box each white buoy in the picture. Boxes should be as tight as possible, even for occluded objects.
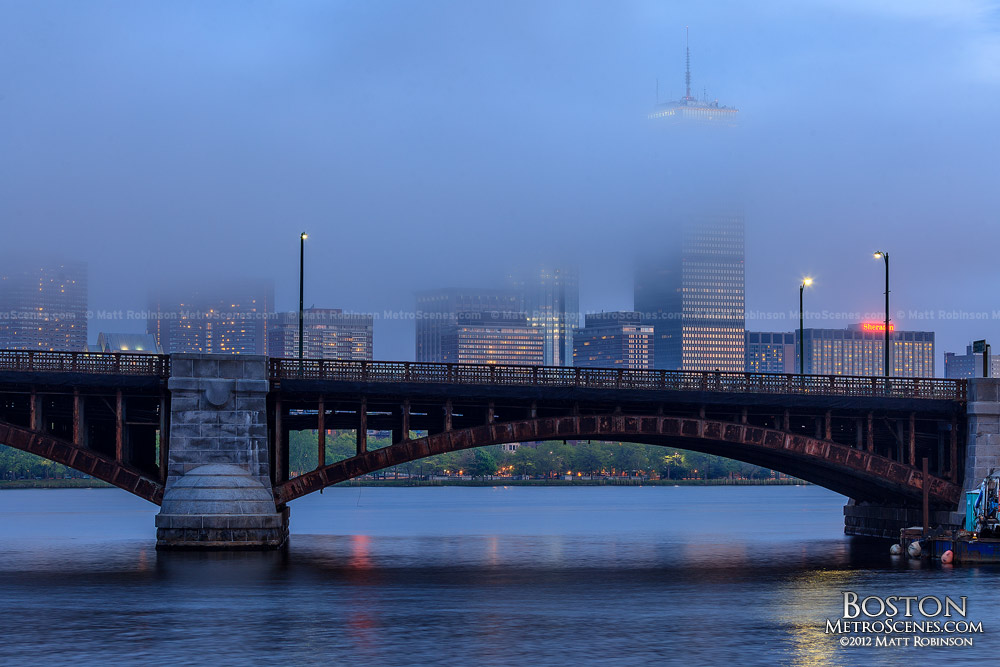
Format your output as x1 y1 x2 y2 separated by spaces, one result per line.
941 549 954 564
889 543 902 556
907 541 922 558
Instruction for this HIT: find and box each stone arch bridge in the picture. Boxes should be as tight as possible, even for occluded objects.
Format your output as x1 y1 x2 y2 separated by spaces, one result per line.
1 351 993 549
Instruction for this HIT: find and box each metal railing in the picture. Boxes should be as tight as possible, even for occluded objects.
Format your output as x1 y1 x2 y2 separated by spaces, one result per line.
0 350 170 377
269 358 967 401
0 351 964 400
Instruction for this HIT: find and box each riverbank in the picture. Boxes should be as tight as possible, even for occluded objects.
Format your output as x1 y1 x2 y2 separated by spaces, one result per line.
0 477 806 490
0 479 113 490
337 477 807 487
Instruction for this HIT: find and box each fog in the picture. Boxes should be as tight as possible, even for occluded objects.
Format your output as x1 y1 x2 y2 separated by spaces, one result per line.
1 0 998 362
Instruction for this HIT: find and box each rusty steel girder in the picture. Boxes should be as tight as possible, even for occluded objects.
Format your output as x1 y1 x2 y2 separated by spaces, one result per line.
274 414 961 507
0 420 164 504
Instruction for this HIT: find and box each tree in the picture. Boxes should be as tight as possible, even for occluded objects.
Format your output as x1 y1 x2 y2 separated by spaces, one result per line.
469 448 499 478
508 445 533 477
533 443 571 478
660 452 685 480
611 442 645 476
572 442 610 478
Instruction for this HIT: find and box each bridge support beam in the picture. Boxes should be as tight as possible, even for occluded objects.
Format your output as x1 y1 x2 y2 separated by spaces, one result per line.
317 397 325 468
846 379 993 537
155 354 288 550
357 397 367 455
73 388 85 447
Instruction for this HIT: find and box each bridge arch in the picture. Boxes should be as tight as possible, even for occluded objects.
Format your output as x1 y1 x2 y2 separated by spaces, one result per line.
276 414 961 507
0 420 164 504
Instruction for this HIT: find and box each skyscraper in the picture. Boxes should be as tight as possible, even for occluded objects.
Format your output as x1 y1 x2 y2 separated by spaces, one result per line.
414 288 520 362
509 265 579 366
0 259 88 351
635 216 746 371
147 280 274 355
638 30 745 372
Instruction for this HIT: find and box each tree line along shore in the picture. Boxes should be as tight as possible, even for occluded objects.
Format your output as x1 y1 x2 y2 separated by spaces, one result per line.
0 432 803 488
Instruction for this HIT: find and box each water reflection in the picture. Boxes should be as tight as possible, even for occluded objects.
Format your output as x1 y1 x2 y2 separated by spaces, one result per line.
1 487 998 665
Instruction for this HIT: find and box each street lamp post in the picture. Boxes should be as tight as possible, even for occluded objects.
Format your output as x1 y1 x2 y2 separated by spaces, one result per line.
873 251 889 377
799 278 812 375
299 232 308 370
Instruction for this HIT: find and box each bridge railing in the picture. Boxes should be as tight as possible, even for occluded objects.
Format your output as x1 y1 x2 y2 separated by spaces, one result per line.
269 358 967 401
0 350 170 377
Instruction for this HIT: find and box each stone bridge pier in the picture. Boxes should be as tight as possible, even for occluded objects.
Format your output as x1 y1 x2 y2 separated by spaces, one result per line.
154 354 287 549
931 378 1000 532
960 378 1000 505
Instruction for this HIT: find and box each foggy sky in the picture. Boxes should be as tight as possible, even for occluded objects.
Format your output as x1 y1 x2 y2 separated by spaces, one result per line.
2 0 999 367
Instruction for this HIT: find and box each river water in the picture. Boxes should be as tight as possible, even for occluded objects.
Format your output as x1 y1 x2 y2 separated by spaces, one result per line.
0 485 997 665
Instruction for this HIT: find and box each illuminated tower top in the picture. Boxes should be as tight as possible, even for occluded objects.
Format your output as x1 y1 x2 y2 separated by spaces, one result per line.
649 27 738 125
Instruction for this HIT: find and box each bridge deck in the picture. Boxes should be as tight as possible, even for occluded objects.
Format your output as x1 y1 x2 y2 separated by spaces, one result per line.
0 351 967 401
269 358 966 401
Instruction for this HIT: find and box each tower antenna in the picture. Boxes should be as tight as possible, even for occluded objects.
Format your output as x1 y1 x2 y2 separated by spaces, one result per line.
685 26 692 100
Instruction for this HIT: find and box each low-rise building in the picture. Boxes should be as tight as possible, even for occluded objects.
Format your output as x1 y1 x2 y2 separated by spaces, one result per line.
268 308 373 361
440 311 544 365
800 323 934 377
573 312 654 369
944 345 1000 379
745 331 795 373
88 332 163 354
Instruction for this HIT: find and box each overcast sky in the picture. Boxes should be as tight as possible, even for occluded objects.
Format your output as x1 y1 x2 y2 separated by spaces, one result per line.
2 1 999 366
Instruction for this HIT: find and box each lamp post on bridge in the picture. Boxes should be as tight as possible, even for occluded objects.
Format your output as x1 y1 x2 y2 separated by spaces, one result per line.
799 277 813 375
299 232 308 371
873 251 890 377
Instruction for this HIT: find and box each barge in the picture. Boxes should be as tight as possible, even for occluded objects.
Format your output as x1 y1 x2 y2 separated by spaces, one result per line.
898 470 1000 564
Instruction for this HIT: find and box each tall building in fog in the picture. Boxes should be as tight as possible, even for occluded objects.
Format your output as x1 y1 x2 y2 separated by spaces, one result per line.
648 28 739 126
635 216 746 371
639 30 745 372
0 260 88 351
574 311 653 370
414 288 520 362
509 265 579 366
147 281 274 355
268 308 373 361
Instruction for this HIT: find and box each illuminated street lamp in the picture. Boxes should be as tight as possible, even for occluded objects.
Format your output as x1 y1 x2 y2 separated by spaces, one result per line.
299 232 308 370
799 278 813 375
873 251 890 377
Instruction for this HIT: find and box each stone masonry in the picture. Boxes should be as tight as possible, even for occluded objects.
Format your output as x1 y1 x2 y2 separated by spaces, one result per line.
844 501 957 539
963 378 1000 493
155 354 288 549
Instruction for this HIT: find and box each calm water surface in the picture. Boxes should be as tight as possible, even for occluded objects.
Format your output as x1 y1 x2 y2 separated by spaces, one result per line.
1 485 997 665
